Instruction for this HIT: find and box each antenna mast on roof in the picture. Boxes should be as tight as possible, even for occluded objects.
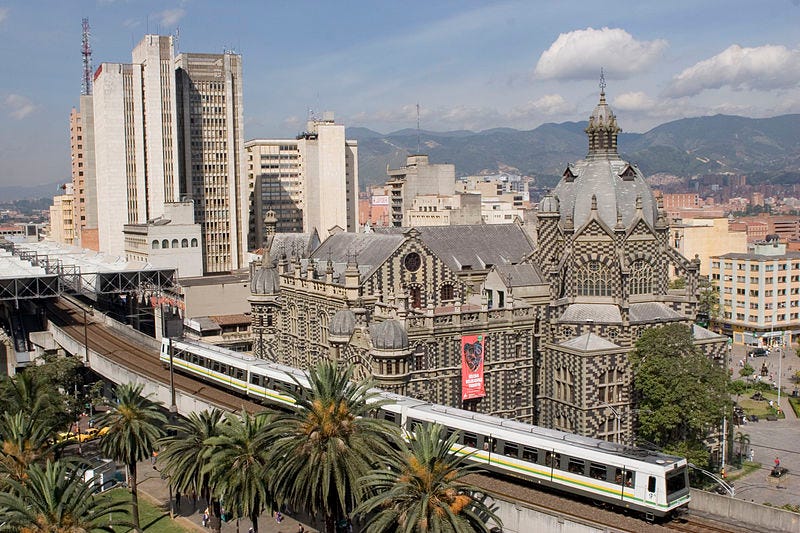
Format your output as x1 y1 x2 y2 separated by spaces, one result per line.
416 103 421 154
81 18 93 95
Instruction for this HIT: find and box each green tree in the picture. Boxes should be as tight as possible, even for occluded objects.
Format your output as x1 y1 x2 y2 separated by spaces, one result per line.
735 432 750 466
0 372 69 431
0 412 58 486
204 411 272 533
264 361 401 533
739 364 755 378
669 277 686 290
98 383 167 533
158 408 225 506
356 423 501 533
697 283 721 323
628 324 731 468
0 460 130 533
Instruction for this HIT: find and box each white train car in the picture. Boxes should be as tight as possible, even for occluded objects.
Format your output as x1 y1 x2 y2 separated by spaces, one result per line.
160 339 690 519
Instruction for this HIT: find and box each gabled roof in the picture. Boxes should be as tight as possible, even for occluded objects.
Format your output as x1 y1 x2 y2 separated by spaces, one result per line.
560 303 622 323
559 333 621 352
628 302 684 323
376 224 533 272
494 264 545 287
692 323 725 341
309 232 405 280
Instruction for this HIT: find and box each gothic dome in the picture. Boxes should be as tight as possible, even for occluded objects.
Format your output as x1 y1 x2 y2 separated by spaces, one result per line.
369 320 408 351
538 194 559 213
251 263 280 295
552 85 657 230
330 309 356 338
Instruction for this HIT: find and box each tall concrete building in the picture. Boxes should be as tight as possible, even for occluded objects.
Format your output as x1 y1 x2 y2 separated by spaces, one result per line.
176 52 248 273
69 96 98 250
93 35 180 257
245 113 358 249
48 183 75 245
386 155 455 227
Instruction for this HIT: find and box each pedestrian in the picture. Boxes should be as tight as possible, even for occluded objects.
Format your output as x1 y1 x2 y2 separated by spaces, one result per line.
202 509 209 528
749 449 754 462
297 525 305 533
151 450 158 469
775 456 780 468
274 510 283 523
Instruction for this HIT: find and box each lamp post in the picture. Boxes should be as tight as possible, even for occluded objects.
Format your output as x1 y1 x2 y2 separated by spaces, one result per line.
600 402 621 444
82 305 92 365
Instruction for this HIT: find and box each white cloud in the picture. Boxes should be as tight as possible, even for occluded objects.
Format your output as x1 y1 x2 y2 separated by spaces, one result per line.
3 94 37 119
613 91 657 112
0 7 8 24
122 18 141 29
534 27 667 80
666 44 800 97
154 8 186 28
515 94 574 116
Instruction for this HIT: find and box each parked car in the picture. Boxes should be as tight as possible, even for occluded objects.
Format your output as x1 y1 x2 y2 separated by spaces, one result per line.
78 426 111 442
56 431 78 444
749 348 770 357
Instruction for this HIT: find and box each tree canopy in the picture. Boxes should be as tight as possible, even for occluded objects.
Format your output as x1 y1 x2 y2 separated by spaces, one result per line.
628 323 731 468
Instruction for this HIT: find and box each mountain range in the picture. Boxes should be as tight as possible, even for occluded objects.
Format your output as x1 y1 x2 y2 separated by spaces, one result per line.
348 114 800 189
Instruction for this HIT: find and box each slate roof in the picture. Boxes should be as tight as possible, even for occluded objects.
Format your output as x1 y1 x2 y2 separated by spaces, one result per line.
692 324 725 341
559 333 621 352
560 303 622 323
494 264 545 287
309 232 405 280
268 232 320 259
628 302 684 323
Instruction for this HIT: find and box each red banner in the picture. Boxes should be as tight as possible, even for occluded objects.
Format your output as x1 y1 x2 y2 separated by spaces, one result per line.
461 334 485 400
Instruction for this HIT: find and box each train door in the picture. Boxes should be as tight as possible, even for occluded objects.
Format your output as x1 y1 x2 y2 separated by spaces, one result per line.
646 474 657 505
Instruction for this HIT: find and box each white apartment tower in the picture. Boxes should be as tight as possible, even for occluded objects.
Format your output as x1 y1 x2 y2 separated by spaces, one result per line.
245 113 358 247
93 35 180 256
176 52 248 273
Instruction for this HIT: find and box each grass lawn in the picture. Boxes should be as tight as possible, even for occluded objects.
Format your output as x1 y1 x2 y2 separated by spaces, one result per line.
100 489 191 533
790 396 800 417
734 387 785 419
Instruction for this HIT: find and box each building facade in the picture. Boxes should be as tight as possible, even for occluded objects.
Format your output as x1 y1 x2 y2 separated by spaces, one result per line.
176 52 248 273
387 155 455 227
670 217 748 278
48 184 75 245
69 96 99 250
248 89 726 444
712 238 800 346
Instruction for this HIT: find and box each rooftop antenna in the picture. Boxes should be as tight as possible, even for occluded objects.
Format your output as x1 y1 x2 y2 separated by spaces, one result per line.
81 18 93 96
416 103 421 154
173 26 180 54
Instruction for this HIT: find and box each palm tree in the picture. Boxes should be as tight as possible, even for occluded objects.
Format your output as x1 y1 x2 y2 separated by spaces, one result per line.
0 460 130 533
158 408 225 507
0 411 58 486
356 423 501 533
736 431 751 465
0 372 66 430
98 382 167 533
264 360 401 533
204 410 272 533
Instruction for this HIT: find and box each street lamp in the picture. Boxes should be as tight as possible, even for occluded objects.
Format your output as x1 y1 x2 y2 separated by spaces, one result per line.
82 305 93 365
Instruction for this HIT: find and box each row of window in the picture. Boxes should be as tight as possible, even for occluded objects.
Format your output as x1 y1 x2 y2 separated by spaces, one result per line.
714 261 800 271
152 238 198 249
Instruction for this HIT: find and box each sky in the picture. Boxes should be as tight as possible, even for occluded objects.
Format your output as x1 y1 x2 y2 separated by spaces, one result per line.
1 0 799 187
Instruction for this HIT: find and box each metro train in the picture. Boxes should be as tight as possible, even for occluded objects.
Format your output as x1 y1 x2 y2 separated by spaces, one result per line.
160 338 690 518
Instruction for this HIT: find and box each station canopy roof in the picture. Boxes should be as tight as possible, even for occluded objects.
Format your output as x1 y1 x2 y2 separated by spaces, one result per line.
0 240 176 301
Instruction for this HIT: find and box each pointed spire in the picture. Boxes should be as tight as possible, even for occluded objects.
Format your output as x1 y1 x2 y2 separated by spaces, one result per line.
591 194 598 211
585 69 621 159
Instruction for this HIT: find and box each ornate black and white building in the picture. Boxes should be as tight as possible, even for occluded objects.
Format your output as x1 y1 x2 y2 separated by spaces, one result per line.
248 88 727 444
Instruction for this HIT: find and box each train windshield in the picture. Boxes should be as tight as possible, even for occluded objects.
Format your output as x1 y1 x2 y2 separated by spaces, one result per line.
666 467 688 497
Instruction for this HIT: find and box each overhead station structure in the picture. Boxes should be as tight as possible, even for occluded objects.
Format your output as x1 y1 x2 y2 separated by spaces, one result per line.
0 241 176 302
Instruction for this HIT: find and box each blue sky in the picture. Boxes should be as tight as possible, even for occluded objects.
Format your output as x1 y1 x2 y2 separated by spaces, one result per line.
1 0 799 187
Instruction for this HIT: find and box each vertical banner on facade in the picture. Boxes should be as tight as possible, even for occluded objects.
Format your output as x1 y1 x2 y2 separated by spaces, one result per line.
461 334 486 400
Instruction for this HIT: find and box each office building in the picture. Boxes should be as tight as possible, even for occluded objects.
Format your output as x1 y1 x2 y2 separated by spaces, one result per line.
176 52 248 273
69 97 98 250
48 184 75 245
387 155 455 227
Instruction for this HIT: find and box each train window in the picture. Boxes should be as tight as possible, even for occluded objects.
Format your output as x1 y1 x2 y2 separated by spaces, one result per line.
522 446 538 463
615 468 634 486
481 437 496 452
590 463 607 481
236 369 245 381
667 471 687 495
545 451 561 469
250 374 260 386
567 458 585 475
648 476 656 493
381 411 397 424
408 419 425 432
503 443 519 458
463 433 478 448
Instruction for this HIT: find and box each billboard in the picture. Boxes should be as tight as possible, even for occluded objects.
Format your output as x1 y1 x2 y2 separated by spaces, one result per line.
461 334 486 400
372 195 390 206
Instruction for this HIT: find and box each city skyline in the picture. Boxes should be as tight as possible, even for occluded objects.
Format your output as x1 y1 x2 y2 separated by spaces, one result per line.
1 0 799 187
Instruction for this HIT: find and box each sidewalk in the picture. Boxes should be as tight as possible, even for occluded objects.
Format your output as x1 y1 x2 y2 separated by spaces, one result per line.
136 460 320 533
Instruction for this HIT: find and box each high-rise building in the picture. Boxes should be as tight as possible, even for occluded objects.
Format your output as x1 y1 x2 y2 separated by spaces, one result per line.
245 113 358 248
69 95 98 250
386 155 455 227
93 35 180 257
176 52 248 273
49 183 75 245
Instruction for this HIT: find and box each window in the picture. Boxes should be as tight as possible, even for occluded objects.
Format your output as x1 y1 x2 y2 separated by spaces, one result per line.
440 284 454 301
162 239 169 249
171 239 179 248
598 367 624 403
522 446 538 463
590 463 607 481
503 443 519 458
191 238 198 247
545 451 561 469
568 458 585 475
410 286 422 308
554 366 575 403
181 239 188 248
648 476 657 493
576 260 611 296
152 240 159 249
629 260 653 295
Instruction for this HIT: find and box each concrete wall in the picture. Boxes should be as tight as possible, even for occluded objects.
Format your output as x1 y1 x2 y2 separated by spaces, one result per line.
487 496 612 533
183 280 251 317
689 488 800 533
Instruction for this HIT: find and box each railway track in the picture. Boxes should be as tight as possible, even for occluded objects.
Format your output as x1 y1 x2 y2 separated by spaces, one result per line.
45 297 750 533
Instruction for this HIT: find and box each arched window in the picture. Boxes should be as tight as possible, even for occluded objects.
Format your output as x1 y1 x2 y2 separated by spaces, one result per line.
191 238 198 247
554 366 575 403
629 260 653 295
409 286 422 308
152 240 160 249
440 283 454 301
171 239 179 248
319 312 329 345
576 260 611 296
181 239 189 248
162 239 169 249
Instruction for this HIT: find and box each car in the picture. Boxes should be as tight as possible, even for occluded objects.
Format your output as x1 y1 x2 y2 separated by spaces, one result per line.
749 348 770 357
78 428 100 442
56 431 78 444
